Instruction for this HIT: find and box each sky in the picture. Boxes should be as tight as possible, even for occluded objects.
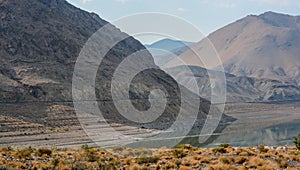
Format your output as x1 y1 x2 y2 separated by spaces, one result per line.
67 0 300 44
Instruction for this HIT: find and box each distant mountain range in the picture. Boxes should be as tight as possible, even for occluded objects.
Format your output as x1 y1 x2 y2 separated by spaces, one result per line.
155 12 300 102
145 38 194 54
145 39 194 67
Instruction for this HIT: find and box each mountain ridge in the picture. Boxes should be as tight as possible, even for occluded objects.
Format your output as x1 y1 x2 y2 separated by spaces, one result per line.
178 11 300 86
159 11 300 102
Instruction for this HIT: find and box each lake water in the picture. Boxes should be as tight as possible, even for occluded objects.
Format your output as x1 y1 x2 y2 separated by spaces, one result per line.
205 119 300 147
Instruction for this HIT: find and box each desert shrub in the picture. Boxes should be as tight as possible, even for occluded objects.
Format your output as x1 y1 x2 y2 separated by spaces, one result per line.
220 157 231 164
235 157 247 164
212 147 226 153
123 158 133 165
219 143 230 148
275 158 288 168
199 157 210 163
132 149 152 157
179 166 192 170
212 143 232 153
17 147 34 159
51 158 59 167
293 133 300 150
36 148 52 157
248 157 263 167
0 146 12 152
205 163 235 170
86 149 99 162
163 162 177 169
172 149 187 158
81 144 91 150
258 144 269 153
292 151 300 155
0 166 8 170
136 156 159 164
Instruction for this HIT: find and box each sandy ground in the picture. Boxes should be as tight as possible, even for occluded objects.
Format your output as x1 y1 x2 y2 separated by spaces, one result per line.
1 101 300 148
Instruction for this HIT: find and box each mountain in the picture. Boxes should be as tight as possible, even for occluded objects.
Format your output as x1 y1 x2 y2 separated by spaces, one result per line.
0 0 108 101
0 0 234 146
179 11 300 85
165 65 300 102
166 11 300 102
145 39 194 66
145 38 194 54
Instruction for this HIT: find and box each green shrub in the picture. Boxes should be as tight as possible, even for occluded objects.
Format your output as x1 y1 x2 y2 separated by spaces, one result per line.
51 158 59 167
81 144 94 150
17 147 34 159
136 156 159 164
221 158 231 164
172 149 187 158
293 133 300 150
219 143 230 148
86 149 99 162
81 144 90 150
212 147 227 153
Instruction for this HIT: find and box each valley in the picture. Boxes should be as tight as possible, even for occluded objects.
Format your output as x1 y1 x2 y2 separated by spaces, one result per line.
0 0 299 169
1 101 299 148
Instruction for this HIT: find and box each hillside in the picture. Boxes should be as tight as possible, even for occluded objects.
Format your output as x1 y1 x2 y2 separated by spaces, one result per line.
160 12 300 102
0 0 234 147
166 65 300 102
179 12 300 85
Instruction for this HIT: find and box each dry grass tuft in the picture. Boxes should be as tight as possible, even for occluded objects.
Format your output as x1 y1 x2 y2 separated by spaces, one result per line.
0 144 299 169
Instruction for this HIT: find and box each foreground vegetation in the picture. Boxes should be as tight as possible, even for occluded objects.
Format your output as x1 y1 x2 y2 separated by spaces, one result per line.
0 144 299 170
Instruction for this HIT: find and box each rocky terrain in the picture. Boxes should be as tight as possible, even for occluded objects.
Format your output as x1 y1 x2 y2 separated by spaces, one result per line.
166 66 300 102
0 0 234 147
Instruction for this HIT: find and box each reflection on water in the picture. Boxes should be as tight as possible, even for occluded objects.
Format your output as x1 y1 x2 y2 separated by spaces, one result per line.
203 119 300 147
129 116 300 148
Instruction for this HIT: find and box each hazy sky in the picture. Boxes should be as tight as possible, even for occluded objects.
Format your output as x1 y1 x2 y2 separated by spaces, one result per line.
67 0 300 44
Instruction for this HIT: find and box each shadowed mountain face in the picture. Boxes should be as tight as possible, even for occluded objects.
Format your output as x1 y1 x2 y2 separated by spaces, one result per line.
0 0 108 101
0 0 158 102
180 12 300 86
0 0 235 146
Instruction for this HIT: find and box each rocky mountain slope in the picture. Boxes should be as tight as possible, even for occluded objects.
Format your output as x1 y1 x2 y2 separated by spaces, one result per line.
0 0 107 101
0 0 234 146
166 66 300 102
